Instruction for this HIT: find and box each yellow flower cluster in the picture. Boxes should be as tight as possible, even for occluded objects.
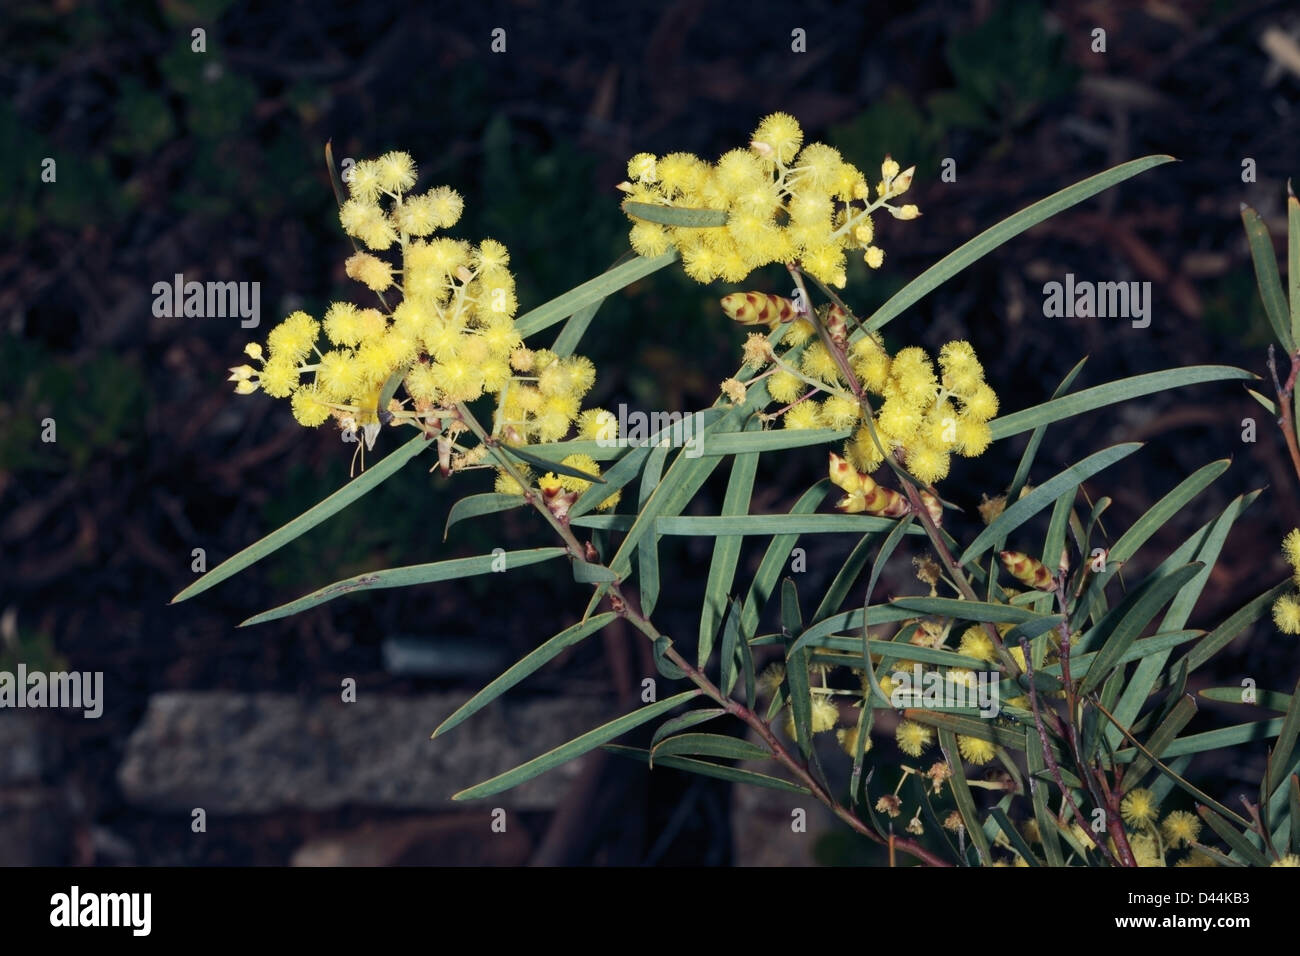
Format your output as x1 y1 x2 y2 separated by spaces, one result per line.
503 453 621 513
1272 529 1300 634
228 151 608 489
620 113 917 286
758 326 997 485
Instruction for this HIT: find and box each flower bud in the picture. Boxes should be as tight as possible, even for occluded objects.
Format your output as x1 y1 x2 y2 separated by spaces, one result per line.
1000 550 1054 590
828 451 859 493
917 490 943 527
891 165 915 196
721 292 798 327
824 304 848 351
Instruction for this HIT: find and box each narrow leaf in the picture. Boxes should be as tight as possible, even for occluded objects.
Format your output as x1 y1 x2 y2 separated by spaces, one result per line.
515 251 677 338
444 493 525 540
991 807 1041 866
962 443 1142 563
1025 729 1065 866
1267 676 1300 797
811 532 877 624
1128 695 1196 783
988 369 1254 442
1241 203 1295 352
453 690 702 800
622 201 728 228
720 598 742 696
657 514 925 536
552 299 602 358
888 596 1045 624
939 729 993 864
603 744 809 795
1290 192 1300 347
1185 580 1291 672
651 732 771 762
742 480 831 640
1077 563 1203 696
701 428 851 455
172 434 433 603
501 443 605 483
650 708 727 749
432 613 617 738
241 547 567 626
781 579 815 763
863 155 1175 334
1006 357 1088 505
573 562 617 584
699 443 759 667
1198 806 1268 866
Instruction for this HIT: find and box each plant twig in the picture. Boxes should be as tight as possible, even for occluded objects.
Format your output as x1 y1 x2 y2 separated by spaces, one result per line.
1267 343 1300 487
455 400 950 866
1019 637 1124 866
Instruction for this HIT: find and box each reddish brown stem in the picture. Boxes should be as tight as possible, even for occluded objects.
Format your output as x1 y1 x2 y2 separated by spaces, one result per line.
458 401 950 867
1019 637 1123 866
1268 344 1300 487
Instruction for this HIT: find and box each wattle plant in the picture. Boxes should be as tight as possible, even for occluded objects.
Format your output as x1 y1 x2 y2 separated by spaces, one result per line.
176 115 1299 867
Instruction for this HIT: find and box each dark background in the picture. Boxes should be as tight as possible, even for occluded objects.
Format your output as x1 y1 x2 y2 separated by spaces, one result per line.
2 0 1299 866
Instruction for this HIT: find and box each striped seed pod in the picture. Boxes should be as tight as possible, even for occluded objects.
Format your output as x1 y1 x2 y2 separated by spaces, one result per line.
916 490 943 528
823 303 849 351
828 452 859 493
720 292 798 327
828 452 908 517
859 471 909 518
1000 550 1054 591
835 488 869 514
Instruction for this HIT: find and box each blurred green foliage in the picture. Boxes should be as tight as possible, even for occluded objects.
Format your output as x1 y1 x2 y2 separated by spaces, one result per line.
832 0 1077 172
0 627 66 674
935 0 1077 134
0 336 147 474
1203 271 1275 348
0 105 127 240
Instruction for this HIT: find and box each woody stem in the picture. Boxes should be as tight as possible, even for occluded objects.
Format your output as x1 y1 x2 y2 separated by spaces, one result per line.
1267 344 1300 487
454 401 948 867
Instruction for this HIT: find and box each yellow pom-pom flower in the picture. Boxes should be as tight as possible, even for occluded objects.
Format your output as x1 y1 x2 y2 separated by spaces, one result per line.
344 252 394 292
1120 788 1159 827
752 112 803 165
1273 593 1300 634
290 386 331 427
810 695 839 733
1160 810 1201 849
896 719 934 757
956 734 996 765
783 400 824 430
375 150 417 193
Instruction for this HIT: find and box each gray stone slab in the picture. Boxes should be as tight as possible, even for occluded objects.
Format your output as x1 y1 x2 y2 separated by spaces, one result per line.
117 691 612 813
